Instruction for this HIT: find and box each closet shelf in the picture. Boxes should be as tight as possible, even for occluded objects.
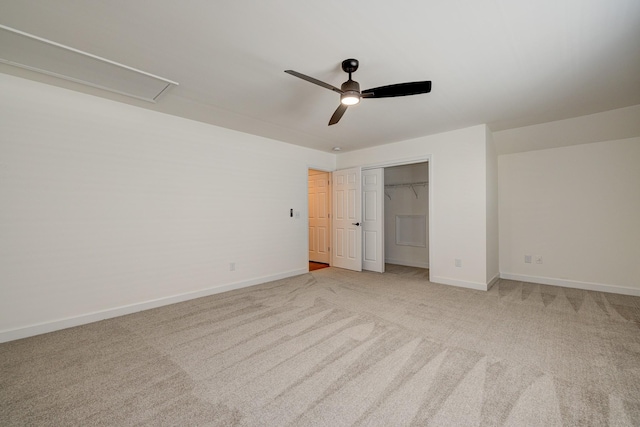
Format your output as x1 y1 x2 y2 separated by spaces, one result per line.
384 182 428 199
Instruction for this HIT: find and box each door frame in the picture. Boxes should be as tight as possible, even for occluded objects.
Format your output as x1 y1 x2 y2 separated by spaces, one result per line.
307 167 333 269
362 155 432 276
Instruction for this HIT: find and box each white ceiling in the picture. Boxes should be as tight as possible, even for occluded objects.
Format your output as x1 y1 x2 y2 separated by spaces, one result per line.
1 0 639 153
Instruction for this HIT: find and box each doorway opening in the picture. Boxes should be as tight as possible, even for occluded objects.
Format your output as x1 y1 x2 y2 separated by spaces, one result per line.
308 169 331 271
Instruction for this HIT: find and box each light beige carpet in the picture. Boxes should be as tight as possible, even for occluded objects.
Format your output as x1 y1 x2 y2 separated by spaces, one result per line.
1 265 640 426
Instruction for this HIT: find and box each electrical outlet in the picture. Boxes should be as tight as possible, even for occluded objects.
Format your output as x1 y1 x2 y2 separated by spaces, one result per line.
535 256 543 264
455 259 462 268
229 262 236 271
524 255 532 264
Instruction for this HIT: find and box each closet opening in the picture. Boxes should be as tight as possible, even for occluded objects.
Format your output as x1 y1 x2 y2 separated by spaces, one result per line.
382 162 429 272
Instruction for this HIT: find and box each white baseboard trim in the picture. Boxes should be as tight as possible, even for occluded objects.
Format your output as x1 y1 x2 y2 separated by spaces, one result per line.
0 268 307 344
499 272 640 297
385 258 429 269
430 276 488 291
487 273 500 290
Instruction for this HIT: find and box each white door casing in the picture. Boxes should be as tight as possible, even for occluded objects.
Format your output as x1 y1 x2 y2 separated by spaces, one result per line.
308 171 331 264
362 168 384 272
332 167 362 271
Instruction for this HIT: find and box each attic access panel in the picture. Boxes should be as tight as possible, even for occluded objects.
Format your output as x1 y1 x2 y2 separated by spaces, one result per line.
0 25 178 102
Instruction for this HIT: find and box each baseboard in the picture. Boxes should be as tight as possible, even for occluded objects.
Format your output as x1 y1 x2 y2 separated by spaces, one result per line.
385 258 429 269
499 272 640 297
430 276 488 291
0 268 307 344
487 273 500 290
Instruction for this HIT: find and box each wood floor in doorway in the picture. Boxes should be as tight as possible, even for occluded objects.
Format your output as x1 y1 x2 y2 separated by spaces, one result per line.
309 262 330 271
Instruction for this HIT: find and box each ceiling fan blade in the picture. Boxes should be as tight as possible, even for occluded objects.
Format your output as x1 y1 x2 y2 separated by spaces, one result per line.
284 70 343 94
362 81 431 98
328 104 348 126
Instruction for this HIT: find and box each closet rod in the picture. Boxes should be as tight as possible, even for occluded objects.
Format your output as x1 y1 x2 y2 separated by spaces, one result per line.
384 181 428 188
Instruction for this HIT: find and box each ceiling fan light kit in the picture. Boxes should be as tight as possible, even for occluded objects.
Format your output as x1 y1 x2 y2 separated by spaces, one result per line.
285 58 431 125
340 95 360 106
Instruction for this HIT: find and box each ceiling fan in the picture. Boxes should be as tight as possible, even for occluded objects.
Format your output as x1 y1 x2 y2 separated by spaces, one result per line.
285 58 432 125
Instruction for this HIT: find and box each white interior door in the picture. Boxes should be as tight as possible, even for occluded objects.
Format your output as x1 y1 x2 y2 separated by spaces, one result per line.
308 171 330 264
362 168 384 272
332 167 362 271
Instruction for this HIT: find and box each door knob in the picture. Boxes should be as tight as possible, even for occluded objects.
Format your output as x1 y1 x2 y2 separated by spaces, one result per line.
352 222 360 226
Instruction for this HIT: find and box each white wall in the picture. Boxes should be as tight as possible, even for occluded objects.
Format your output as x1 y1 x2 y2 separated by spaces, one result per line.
493 104 640 155
485 128 499 285
337 125 491 290
0 73 335 342
384 163 429 268
499 137 640 295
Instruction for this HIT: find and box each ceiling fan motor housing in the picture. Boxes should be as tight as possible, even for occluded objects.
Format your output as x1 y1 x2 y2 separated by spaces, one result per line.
341 79 360 93
340 79 361 105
